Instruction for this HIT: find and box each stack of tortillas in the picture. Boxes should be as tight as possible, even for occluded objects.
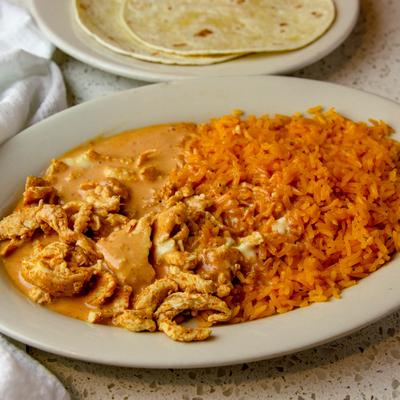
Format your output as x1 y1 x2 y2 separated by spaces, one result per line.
75 0 335 66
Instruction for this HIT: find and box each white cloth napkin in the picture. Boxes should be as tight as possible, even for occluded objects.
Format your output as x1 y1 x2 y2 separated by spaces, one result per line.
0 336 70 400
0 1 70 399
0 0 67 144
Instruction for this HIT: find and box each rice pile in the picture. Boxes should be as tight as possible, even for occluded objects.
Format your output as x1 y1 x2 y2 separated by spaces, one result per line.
163 108 400 323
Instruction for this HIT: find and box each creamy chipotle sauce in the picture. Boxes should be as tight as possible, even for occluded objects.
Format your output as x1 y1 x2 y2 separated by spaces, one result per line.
2 123 194 321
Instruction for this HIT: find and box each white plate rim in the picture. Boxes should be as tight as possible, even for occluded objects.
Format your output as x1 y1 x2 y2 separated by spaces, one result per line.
0 76 399 369
31 0 360 82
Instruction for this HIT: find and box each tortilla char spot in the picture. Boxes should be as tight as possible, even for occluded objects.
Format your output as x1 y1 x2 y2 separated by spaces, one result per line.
194 29 213 38
280 22 288 27
311 11 323 18
173 43 187 47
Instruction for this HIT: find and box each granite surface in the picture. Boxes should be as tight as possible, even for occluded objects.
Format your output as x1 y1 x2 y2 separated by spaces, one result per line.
16 0 400 398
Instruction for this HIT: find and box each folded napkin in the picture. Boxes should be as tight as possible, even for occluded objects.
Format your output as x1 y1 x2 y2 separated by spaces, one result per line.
0 336 70 400
0 0 67 144
0 1 70 399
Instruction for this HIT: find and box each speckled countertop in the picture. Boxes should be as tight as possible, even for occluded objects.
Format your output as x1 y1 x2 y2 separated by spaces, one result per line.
11 0 400 399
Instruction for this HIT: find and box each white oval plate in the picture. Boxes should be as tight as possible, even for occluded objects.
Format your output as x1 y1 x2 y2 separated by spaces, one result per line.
31 0 359 82
1 76 399 368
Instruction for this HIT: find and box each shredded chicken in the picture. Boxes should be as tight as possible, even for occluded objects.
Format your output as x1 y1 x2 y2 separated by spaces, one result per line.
63 201 93 233
104 213 129 229
85 149 136 166
110 278 179 333
23 176 57 205
79 178 129 216
152 202 188 264
75 234 102 261
104 167 138 182
112 309 156 332
90 213 129 238
139 166 159 182
0 206 41 241
0 237 29 256
159 184 194 209
0 203 97 253
87 285 132 323
155 292 231 342
69 242 98 266
86 271 118 306
63 201 127 239
199 245 243 297
167 266 215 294
44 159 68 182
163 250 198 270
21 242 99 298
28 287 52 304
85 149 110 163
159 320 211 342
135 149 156 168
133 278 178 316
36 205 76 243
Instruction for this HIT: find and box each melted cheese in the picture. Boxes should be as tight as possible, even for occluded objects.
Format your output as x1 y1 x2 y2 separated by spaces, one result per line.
272 216 290 235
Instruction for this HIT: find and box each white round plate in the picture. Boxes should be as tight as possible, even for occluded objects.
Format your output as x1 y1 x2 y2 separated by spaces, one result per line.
31 0 359 82
0 76 399 368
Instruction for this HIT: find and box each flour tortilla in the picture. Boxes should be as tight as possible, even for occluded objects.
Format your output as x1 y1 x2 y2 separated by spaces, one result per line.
123 0 335 55
74 0 241 65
